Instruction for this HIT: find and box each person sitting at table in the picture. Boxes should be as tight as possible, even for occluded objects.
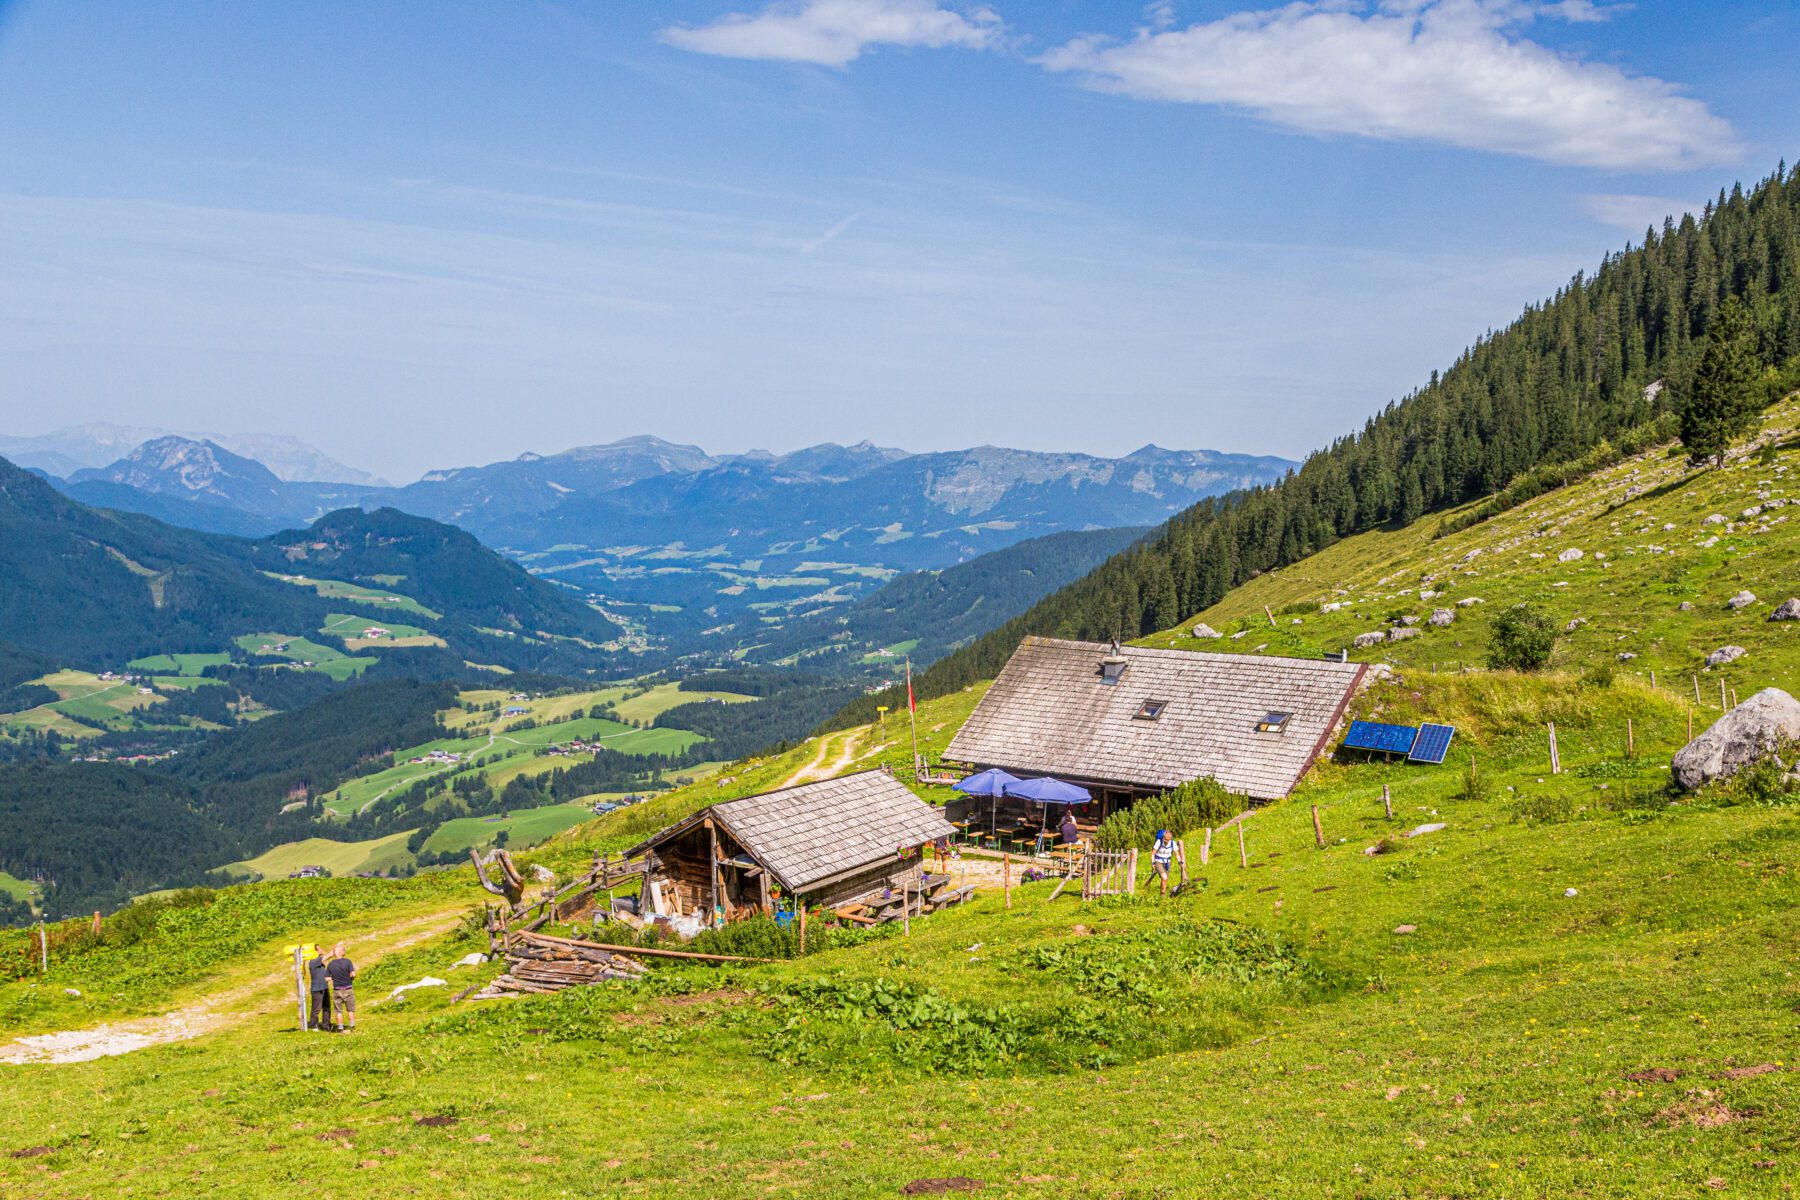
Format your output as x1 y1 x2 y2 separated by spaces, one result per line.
1059 811 1079 846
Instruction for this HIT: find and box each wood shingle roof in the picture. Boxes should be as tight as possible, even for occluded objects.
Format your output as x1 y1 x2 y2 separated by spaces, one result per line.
944 637 1368 800
633 770 955 894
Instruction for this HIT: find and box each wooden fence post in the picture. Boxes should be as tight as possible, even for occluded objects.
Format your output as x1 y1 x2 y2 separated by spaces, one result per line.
1311 804 1326 850
798 901 807 955
902 881 911 937
39 921 49 975
291 945 306 1031
1382 783 1393 820
1081 850 1092 901
1720 680 1728 712
1687 707 1694 741
1626 718 1634 759
1201 827 1212 866
1127 848 1139 895
1650 669 1657 690
1547 723 1561 774
1730 687 1739 709
1237 822 1248 869
91 911 101 937
1003 852 1011 910
1264 604 1276 628
1693 675 1701 704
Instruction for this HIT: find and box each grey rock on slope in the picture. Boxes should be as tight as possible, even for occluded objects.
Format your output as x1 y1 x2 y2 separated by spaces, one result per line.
1671 688 1800 790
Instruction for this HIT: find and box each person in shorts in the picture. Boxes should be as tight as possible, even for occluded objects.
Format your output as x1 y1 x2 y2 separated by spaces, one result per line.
325 942 357 1031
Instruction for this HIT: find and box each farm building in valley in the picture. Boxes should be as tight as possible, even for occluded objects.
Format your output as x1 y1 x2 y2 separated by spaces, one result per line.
944 637 1369 814
628 769 955 923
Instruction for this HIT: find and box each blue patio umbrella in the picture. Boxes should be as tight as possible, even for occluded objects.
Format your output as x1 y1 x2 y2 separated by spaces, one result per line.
1003 776 1092 804
953 768 1020 838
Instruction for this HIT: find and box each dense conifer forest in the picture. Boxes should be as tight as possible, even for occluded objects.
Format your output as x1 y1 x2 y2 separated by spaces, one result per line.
831 164 1800 726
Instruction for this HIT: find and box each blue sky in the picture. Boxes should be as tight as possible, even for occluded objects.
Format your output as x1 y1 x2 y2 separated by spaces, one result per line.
0 1 1794 480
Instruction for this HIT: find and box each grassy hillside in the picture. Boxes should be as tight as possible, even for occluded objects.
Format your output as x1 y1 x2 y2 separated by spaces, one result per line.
1139 395 1800 701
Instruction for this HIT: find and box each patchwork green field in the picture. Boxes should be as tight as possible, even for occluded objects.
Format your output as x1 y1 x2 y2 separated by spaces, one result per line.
418 803 597 857
222 831 417 882
265 573 441 619
125 652 231 676
234 632 375 680
0 870 35 905
319 611 446 650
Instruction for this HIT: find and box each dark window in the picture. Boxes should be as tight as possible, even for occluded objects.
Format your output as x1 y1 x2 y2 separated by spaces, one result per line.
1257 711 1292 733
1134 699 1168 721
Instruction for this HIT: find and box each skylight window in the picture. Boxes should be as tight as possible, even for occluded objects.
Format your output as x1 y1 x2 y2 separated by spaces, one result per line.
1134 699 1168 721
1257 711 1292 733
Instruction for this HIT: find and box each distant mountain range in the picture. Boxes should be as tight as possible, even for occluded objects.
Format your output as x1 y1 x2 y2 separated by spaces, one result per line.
0 423 388 486
25 428 1293 661
0 455 620 674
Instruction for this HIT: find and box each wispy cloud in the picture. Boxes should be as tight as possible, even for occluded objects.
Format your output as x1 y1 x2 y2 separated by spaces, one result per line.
1578 191 1703 234
661 0 1001 67
1040 0 1738 171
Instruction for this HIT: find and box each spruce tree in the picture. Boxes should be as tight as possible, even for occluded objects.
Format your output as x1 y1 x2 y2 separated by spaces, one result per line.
1680 296 1762 467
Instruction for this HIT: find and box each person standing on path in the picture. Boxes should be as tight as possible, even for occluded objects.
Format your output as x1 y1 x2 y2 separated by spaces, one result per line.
1152 829 1184 896
306 945 331 1031
325 942 357 1031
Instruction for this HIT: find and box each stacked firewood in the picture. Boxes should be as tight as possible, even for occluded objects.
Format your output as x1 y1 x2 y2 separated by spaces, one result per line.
471 932 649 999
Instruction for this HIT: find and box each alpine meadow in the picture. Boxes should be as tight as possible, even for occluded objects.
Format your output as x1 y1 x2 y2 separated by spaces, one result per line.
3 5 1800 1199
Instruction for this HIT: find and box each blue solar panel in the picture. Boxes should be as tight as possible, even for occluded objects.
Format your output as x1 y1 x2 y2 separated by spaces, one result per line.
1342 720 1419 754
1408 722 1457 765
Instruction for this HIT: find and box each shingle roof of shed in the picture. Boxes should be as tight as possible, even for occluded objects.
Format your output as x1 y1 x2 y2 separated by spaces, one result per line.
944 637 1367 800
637 770 955 894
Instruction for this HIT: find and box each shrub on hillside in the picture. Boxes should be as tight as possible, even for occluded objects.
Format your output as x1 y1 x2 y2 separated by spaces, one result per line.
1487 603 1558 672
1096 777 1245 851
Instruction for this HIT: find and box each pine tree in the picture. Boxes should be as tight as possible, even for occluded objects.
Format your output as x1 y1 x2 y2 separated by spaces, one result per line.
1681 296 1762 467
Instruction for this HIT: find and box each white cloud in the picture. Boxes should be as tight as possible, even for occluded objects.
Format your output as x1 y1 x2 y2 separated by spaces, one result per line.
661 0 1001 67
1040 0 1738 171
1578 192 1702 234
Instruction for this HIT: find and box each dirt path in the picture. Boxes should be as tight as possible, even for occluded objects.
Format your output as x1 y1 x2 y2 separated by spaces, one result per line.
0 907 466 1066
783 728 864 788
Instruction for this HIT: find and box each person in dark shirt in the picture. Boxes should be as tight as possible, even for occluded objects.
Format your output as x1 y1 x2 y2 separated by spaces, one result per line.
306 947 331 1031
324 943 357 1031
1059 811 1080 846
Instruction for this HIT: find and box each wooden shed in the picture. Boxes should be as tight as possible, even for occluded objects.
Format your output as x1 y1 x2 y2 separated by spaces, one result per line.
944 637 1369 813
628 769 956 924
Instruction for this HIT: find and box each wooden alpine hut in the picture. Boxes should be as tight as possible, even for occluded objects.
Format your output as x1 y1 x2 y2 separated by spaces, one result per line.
944 636 1369 819
628 769 955 925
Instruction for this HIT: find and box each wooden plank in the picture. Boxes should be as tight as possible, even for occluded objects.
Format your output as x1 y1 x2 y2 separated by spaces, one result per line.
516 930 775 965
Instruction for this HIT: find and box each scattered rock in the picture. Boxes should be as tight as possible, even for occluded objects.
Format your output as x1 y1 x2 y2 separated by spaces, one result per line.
1678 601 1695 611
1770 599 1800 622
1230 631 1248 640
1705 645 1747 667
1456 597 1483 607
1190 623 1223 639
1395 614 1420 626
1352 632 1387 648
1428 608 1455 627
1564 888 1579 898
1419 589 1440 600
1558 548 1585 562
1392 925 1417 935
1703 513 1728 526
1671 687 1800 789
1727 590 1758 610
1743 505 1764 519
1406 823 1446 838
1626 1068 1684 1083
1700 535 1720 548
1618 652 1638 661
530 864 557 883
63 988 81 997
1461 548 1482 562
1565 617 1587 632
1388 627 1420 642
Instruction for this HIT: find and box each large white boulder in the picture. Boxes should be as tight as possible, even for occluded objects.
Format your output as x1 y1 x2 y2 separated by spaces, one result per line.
1671 688 1800 790
1770 599 1800 622
1191 623 1223 639
1558 548 1585 563
1428 607 1456 627
1707 645 1748 667
1388 627 1420 642
1727 590 1758 610
1352 632 1387 648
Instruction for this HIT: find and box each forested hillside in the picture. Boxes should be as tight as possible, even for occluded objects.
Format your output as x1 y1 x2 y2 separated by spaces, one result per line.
833 164 1800 726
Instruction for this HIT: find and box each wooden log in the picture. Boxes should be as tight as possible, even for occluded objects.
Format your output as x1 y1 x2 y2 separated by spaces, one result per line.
514 930 775 965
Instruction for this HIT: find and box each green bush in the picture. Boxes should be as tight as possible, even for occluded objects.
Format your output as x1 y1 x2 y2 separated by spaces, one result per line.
1487 603 1558 672
1095 777 1245 850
